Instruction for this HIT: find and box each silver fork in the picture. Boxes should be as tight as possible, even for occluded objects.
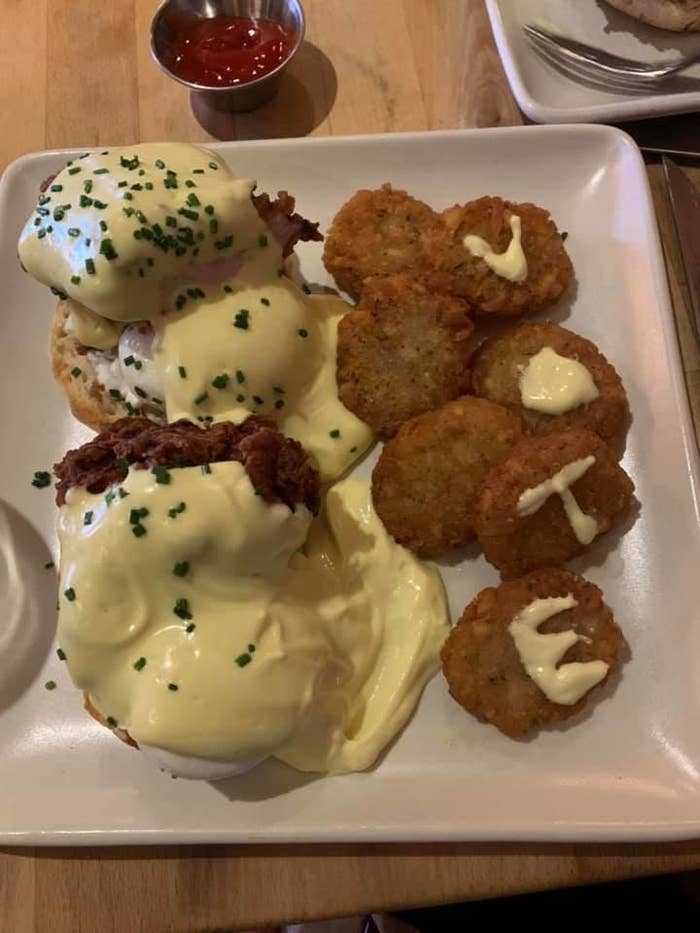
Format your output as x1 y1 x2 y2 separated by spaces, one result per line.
523 23 700 90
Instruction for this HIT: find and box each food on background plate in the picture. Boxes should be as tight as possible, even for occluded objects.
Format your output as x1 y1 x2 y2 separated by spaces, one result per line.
441 568 625 737
54 418 448 777
475 428 635 578
336 274 473 438
440 196 573 317
470 322 629 446
603 0 700 31
371 396 524 558
321 184 449 300
20 143 371 482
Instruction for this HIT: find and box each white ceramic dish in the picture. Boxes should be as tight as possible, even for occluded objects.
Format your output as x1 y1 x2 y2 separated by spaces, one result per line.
2 125 700 845
485 0 700 123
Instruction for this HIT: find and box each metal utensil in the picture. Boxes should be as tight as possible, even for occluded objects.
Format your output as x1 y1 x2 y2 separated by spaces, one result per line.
663 156 700 342
524 23 700 90
150 0 305 113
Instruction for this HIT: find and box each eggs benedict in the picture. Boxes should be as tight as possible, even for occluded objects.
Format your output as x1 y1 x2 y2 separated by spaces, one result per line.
54 418 449 777
20 143 372 480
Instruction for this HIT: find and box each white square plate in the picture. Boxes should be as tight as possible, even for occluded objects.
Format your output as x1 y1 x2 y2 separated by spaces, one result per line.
485 0 700 123
2 126 700 845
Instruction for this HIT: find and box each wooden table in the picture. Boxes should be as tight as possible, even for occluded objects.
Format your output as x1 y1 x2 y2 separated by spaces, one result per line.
1 1 699 929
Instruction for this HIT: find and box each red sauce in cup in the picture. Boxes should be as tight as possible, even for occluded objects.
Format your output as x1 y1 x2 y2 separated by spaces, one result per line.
163 16 294 87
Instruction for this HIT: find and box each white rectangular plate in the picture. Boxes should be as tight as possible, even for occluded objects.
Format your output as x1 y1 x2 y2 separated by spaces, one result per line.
485 0 700 123
2 126 700 845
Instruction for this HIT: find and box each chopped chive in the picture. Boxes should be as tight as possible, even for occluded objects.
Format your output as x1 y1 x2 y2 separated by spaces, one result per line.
92 200 108 210
248 644 256 653
273 385 285 394
50 184 63 192
194 391 208 405
107 716 117 727
37 229 47 239
45 680 57 690
45 561 55 570
208 162 219 170
274 399 284 409
173 597 192 620
186 623 196 633
165 215 177 228
83 179 93 194
177 207 199 221
214 234 233 249
64 587 76 601
133 657 147 671
118 487 129 498
178 365 187 379
350 446 358 453
118 180 128 188
105 490 116 506
120 155 140 170
298 328 308 338
70 275 81 285
57 648 66 660
155 159 165 169
168 683 179 691
129 507 149 524
203 204 214 216
79 195 93 208
209 218 218 234
31 471 51 488
83 510 94 526
193 169 205 175
186 192 200 207
201 464 211 475
329 429 341 439
99 220 107 231
108 388 124 401
236 394 245 403
252 395 264 405
185 179 196 188
164 175 178 189
260 297 270 306
168 501 186 518
68 227 80 237
85 258 96 275
233 309 249 330
172 561 189 577
211 373 229 389
258 234 268 248
123 354 135 366
134 386 148 399
235 653 252 668
132 523 147 537
68 166 81 175
122 191 133 200
93 167 109 174
99 239 118 260
152 466 171 485
144 181 154 190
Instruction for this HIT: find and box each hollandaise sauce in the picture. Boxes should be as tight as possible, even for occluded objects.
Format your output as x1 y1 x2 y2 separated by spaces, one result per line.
57 475 448 775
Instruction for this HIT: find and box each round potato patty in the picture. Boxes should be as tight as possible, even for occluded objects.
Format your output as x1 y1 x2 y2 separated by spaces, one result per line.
470 322 628 446
336 274 473 438
441 568 625 737
372 396 524 557
440 196 573 316
475 428 635 578
322 184 448 300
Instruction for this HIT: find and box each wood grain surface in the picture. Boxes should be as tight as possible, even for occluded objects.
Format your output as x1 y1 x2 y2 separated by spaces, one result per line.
1 1 699 930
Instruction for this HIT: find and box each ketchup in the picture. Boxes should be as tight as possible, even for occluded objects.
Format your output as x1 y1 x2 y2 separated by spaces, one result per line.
163 16 294 87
